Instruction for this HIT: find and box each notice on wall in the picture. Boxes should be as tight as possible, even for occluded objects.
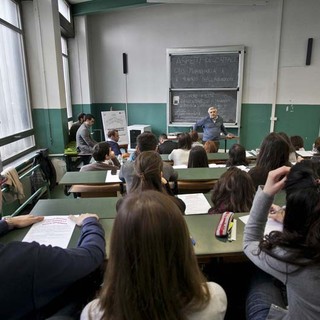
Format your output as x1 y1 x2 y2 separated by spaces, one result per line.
101 111 128 145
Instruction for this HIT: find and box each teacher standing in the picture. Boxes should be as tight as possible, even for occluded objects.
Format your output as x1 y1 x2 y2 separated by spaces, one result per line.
193 106 234 150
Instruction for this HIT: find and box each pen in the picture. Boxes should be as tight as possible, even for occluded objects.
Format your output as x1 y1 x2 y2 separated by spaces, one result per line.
228 219 237 242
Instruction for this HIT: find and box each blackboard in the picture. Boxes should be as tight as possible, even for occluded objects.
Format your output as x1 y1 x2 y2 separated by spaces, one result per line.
171 90 237 124
171 53 239 88
167 47 244 126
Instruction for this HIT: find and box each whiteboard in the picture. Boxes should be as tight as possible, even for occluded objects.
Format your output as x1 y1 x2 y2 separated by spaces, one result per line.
101 111 128 145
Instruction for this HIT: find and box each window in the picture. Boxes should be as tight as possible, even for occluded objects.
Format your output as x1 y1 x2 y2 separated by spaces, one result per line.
58 0 71 22
0 0 35 165
61 36 72 120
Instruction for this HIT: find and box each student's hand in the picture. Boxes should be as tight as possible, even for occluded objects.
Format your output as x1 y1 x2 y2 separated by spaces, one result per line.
4 215 44 229
263 166 291 197
296 156 304 163
69 213 99 226
268 204 285 223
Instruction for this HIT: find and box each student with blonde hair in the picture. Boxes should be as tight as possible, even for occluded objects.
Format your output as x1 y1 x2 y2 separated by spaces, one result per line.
81 191 227 320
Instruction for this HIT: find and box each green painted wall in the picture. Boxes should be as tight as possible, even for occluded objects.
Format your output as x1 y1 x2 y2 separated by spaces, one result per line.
275 104 320 150
71 104 92 121
32 108 69 153
45 102 319 153
240 104 272 150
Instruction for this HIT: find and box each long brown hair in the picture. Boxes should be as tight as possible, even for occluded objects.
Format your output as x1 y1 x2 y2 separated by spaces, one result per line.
210 167 255 213
99 191 210 319
188 146 209 168
259 161 320 265
256 132 290 170
130 151 164 193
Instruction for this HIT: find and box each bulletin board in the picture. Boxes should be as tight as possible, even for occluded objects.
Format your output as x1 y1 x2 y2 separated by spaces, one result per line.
101 111 128 145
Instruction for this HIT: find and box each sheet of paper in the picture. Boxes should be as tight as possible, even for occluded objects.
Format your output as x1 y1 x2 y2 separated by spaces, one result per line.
106 170 122 182
296 150 313 157
209 163 226 168
239 215 283 235
177 193 211 215
22 216 76 248
236 165 250 172
246 151 254 158
172 165 187 169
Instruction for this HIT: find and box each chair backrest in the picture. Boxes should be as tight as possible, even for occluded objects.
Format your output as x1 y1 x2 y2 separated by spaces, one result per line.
177 180 216 194
69 183 120 198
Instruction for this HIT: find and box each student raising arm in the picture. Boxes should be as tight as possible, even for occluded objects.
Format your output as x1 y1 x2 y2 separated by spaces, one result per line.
244 162 320 319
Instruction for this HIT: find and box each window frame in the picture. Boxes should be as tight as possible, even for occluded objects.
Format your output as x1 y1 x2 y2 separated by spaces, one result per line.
0 0 36 166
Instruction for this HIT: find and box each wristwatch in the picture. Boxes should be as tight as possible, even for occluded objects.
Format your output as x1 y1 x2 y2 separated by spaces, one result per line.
2 216 14 230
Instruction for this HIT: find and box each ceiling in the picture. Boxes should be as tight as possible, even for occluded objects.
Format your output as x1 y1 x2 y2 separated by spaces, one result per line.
68 0 269 5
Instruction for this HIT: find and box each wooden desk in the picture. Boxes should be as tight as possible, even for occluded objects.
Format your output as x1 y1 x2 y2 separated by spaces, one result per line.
30 198 119 218
0 192 286 261
161 153 230 164
0 214 245 261
161 152 256 165
59 171 124 196
59 171 108 185
59 167 227 185
175 167 228 181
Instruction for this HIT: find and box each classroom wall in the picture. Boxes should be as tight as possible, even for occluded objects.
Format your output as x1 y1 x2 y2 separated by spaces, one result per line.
68 0 320 150
20 0 320 153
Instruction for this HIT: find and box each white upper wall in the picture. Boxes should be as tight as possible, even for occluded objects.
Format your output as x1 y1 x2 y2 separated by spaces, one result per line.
278 0 320 104
84 0 320 105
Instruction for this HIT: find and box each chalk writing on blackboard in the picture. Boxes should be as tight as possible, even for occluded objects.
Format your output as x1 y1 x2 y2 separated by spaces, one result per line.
170 90 237 124
170 53 239 89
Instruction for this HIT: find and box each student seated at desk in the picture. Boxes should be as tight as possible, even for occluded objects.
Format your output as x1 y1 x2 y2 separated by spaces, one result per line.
69 112 86 142
80 142 120 172
81 191 227 320
244 162 320 320
168 132 192 166
279 131 299 163
208 167 255 214
189 130 204 148
312 136 320 153
0 212 105 319
120 151 185 213
290 134 305 151
203 140 218 153
158 133 178 154
225 143 249 167
119 132 177 193
107 129 130 159
248 132 291 190
188 145 209 168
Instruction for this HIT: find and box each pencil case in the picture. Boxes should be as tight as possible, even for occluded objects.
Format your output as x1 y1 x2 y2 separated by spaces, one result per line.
215 211 234 237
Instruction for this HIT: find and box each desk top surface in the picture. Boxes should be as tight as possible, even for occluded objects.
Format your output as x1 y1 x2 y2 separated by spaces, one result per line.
59 167 229 185
0 213 246 259
1 191 286 259
59 171 108 185
30 197 119 218
175 167 228 181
